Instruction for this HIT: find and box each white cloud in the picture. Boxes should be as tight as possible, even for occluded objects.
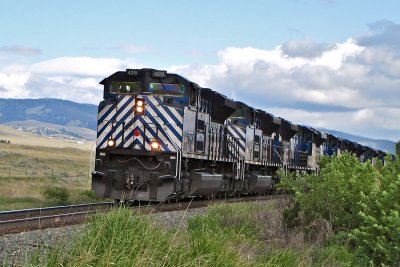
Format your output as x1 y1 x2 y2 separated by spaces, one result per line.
0 57 143 104
266 107 400 141
0 72 31 98
0 22 399 141
167 33 399 140
30 57 133 76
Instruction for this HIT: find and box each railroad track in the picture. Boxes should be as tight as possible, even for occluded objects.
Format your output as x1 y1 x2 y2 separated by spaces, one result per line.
0 202 113 235
0 194 288 235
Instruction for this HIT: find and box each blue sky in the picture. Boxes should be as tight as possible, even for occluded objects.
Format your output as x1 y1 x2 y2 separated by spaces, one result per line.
0 0 399 141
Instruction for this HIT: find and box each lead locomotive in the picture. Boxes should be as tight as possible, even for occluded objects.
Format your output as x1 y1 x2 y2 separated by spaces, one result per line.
92 68 385 202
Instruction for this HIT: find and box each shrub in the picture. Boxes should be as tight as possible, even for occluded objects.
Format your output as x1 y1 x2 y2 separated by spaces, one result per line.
279 153 377 231
348 155 400 265
280 153 400 266
83 189 96 199
43 187 70 205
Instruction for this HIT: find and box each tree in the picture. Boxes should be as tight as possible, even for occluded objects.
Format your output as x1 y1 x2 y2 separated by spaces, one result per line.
396 140 400 156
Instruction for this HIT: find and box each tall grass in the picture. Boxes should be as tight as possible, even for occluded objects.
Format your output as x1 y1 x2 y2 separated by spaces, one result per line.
25 201 355 267
30 207 255 267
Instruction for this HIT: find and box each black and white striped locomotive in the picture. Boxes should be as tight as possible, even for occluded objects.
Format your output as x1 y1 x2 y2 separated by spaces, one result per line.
92 68 386 202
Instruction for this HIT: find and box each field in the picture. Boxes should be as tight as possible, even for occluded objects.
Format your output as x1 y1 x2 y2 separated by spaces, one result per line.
0 125 95 211
0 124 93 150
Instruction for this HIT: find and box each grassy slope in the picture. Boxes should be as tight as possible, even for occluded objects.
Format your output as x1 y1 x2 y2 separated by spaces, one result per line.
0 125 96 210
0 124 94 150
4 120 96 140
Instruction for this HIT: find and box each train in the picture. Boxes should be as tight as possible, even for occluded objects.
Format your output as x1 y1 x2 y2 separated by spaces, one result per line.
91 68 386 202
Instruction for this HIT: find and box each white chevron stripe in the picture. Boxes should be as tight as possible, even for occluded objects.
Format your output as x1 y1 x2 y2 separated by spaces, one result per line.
146 97 183 132
144 127 154 151
147 95 183 122
115 123 124 147
117 95 129 108
99 106 117 125
134 119 144 147
97 122 112 149
98 103 114 120
145 104 182 147
227 125 246 155
124 131 133 147
228 125 240 139
143 117 177 152
116 96 132 121
166 104 183 122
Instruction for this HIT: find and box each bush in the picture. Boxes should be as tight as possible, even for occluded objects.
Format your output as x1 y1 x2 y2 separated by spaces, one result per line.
348 155 400 265
279 153 400 266
279 153 377 231
83 189 96 199
43 187 70 205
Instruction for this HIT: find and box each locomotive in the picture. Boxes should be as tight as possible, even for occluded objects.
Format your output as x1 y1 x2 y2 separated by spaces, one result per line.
92 68 386 202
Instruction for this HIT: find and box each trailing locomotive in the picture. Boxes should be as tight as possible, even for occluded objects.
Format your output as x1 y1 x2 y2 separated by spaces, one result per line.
92 68 386 202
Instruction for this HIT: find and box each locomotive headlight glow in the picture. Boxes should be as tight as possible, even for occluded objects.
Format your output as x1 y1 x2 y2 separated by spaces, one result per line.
150 140 160 151
135 98 145 115
107 139 116 147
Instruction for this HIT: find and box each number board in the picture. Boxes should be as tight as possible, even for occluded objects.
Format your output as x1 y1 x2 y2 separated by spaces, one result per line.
126 69 140 77
151 70 167 78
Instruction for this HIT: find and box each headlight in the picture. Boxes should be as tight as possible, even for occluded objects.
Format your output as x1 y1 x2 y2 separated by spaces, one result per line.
107 139 116 147
136 106 144 113
135 98 145 115
150 140 160 151
136 100 144 107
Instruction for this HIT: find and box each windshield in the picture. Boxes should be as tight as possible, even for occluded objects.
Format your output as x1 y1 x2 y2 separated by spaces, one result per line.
230 109 245 118
109 82 141 94
148 83 185 96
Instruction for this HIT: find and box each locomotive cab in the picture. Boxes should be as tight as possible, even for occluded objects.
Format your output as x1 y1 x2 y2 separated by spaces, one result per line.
93 69 194 201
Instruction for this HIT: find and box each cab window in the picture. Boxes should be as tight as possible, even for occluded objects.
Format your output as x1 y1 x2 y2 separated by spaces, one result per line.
230 109 245 118
109 82 141 94
148 83 185 96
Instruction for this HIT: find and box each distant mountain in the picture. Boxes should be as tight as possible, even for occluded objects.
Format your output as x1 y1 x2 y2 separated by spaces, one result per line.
0 98 97 130
318 128 395 155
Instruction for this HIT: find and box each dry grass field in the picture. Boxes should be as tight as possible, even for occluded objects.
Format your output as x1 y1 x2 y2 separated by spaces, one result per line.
0 124 93 150
0 125 96 210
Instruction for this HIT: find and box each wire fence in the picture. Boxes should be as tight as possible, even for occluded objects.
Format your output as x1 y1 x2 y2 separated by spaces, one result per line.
0 165 90 180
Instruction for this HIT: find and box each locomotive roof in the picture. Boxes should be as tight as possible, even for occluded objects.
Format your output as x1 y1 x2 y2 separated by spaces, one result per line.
99 68 193 85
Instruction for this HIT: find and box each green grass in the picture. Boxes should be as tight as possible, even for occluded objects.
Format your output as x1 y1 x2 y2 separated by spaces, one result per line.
19 201 361 267
0 197 43 210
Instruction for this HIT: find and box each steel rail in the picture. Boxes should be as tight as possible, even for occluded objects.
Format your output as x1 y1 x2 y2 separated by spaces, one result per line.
0 202 113 221
0 195 289 235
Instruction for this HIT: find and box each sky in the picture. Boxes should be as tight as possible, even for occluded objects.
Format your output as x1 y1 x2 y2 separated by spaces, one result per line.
0 0 399 141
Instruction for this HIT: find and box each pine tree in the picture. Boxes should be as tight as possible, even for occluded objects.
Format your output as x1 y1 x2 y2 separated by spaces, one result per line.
396 140 400 156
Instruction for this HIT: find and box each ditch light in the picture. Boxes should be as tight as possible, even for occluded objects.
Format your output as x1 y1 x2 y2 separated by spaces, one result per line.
107 139 116 148
151 140 160 151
